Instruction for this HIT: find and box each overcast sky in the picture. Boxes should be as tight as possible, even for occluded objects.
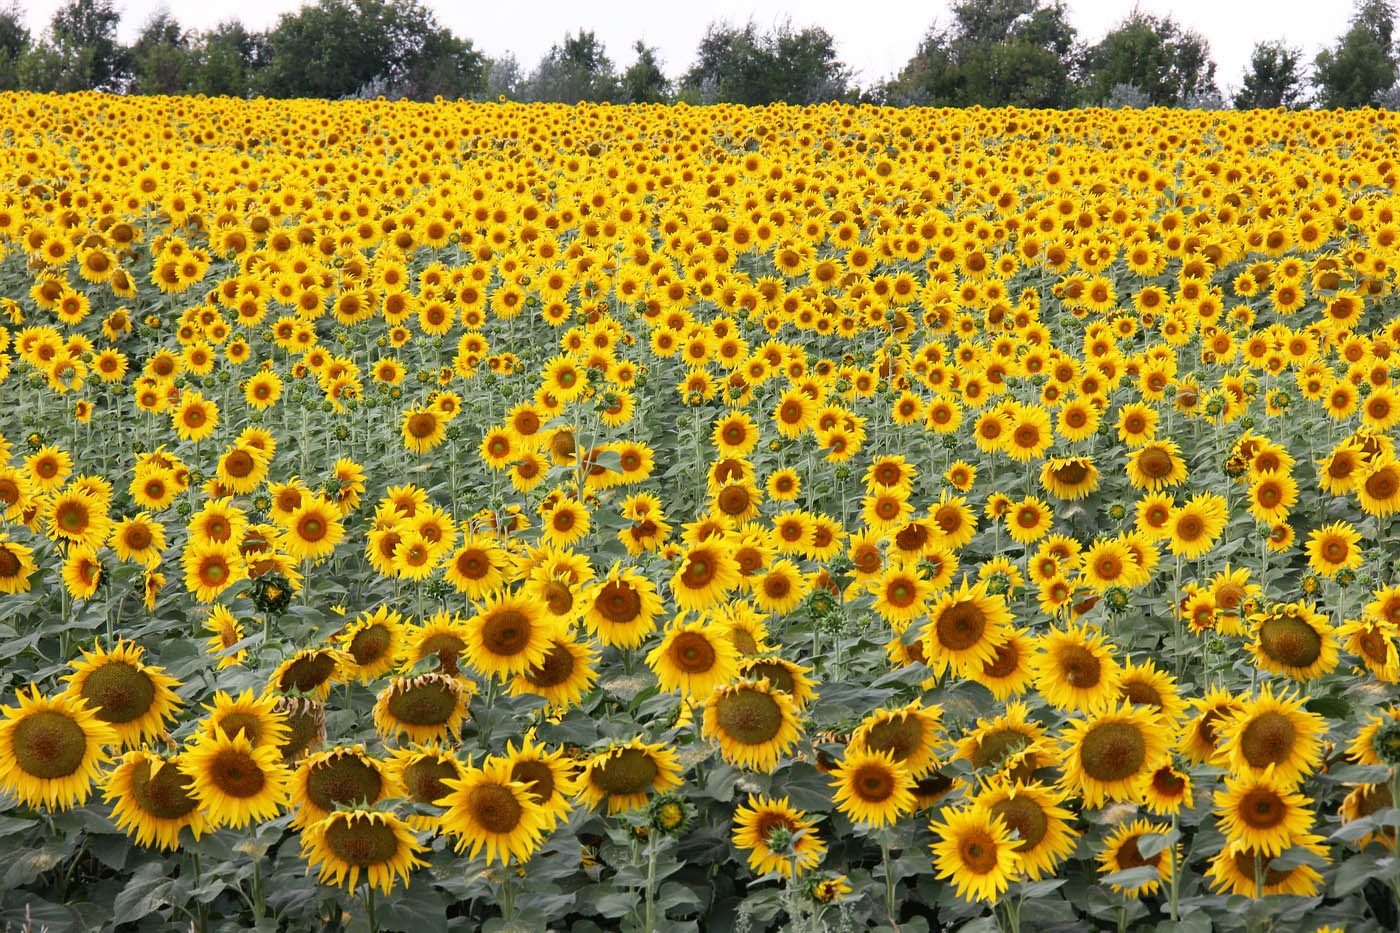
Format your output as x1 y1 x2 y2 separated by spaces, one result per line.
19 1 1353 92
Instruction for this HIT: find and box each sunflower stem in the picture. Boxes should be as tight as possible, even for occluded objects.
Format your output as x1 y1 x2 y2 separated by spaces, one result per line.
644 835 659 931
1167 810 1181 923
880 840 897 929
365 885 377 933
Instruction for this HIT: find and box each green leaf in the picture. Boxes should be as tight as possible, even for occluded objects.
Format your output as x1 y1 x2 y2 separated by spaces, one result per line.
112 862 175 925
1101 866 1161 890
1332 851 1384 897
1134 829 1179 859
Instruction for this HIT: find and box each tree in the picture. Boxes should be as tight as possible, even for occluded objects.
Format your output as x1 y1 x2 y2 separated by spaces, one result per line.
682 19 851 105
620 41 669 103
1234 40 1306 109
886 0 1077 107
481 53 523 100
0 3 30 91
1314 0 1397 108
23 0 128 92
188 21 264 98
1078 10 1217 106
129 10 193 95
524 30 619 103
258 0 483 100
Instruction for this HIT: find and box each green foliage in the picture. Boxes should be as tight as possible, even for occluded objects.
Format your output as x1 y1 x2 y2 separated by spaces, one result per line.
1314 0 1398 108
681 19 851 106
523 31 619 104
885 0 1078 108
1077 10 1217 107
621 42 670 104
1234 41 1307 109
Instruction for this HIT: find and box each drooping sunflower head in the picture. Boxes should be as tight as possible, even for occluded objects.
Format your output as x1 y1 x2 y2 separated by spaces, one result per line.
300 808 427 894
373 673 471 744
290 745 392 828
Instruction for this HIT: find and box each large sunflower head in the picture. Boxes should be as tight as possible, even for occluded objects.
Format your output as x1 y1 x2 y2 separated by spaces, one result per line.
436 758 550 865
702 678 803 773
180 727 289 828
63 640 182 748
579 736 684 814
1058 700 1171 809
849 700 944 778
829 747 915 828
647 616 739 698
300 808 427 894
928 805 1019 903
0 686 116 811
732 793 827 878
290 745 393 828
103 749 206 851
1215 684 1327 788
494 733 578 830
463 591 557 679
921 577 1013 678
373 673 471 745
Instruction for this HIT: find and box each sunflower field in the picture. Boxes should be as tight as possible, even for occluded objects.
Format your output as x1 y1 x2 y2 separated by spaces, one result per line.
4 93 1400 933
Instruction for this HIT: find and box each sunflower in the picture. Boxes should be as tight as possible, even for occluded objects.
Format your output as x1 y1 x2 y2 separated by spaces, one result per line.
1039 457 1100 501
1116 660 1187 725
269 647 346 700
109 513 165 567
172 390 218 441
386 744 463 831
301 808 427 894
1214 771 1314 857
62 640 182 748
373 673 470 744
849 700 943 778
1097 818 1174 895
44 488 110 549
290 745 393 829
1305 521 1363 576
921 578 1013 678
442 534 508 598
1215 684 1326 788
1032 625 1122 713
1166 493 1227 559
829 747 915 828
1126 440 1187 492
1357 456 1400 516
703 677 803 771
578 737 683 814
61 546 103 599
539 498 590 548
737 656 818 709
496 733 578 830
584 566 663 648
928 805 1019 903
281 499 344 562
198 689 289 750
1248 602 1339 681
463 591 555 678
670 541 741 612
404 611 470 677
401 406 446 453
648 617 739 698
0 687 116 810
732 794 827 878
509 632 599 710
1058 701 1170 808
181 540 246 603
103 750 207 851
1347 706 1400 765
336 605 405 682
971 779 1078 882
0 534 37 594
181 728 289 828
437 757 550 865
1205 832 1328 898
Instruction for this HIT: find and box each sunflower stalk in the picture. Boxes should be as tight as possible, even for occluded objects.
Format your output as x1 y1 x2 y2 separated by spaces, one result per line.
644 834 659 932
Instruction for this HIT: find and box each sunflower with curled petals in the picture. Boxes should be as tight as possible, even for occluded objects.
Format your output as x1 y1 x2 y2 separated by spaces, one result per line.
373 673 471 744
103 750 207 851
388 743 464 832
301 808 427 894
289 745 395 829
702 678 803 773
578 736 683 815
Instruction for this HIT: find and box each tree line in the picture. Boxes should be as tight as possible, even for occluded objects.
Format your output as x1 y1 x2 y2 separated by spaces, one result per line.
0 0 1397 109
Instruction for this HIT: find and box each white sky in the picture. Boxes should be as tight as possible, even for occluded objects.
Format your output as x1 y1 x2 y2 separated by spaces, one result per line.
18 0 1353 92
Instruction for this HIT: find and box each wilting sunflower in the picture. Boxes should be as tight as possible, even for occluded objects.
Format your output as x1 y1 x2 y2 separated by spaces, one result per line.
583 566 663 648
578 736 683 814
921 578 1013 678
301 808 427 894
928 805 1019 903
496 733 578 830
63 640 182 747
198 689 289 750
373 673 470 744
1032 625 1122 713
1058 701 1170 808
849 700 943 778
648 617 739 698
1247 602 1339 681
702 679 803 773
829 747 915 828
463 591 556 678
1205 832 1329 898
181 728 289 828
1097 817 1175 895
437 758 550 865
290 745 393 829
269 647 346 700
1215 684 1326 788
103 750 206 851
1214 771 1314 857
732 794 827 878
972 779 1078 881
0 687 116 810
